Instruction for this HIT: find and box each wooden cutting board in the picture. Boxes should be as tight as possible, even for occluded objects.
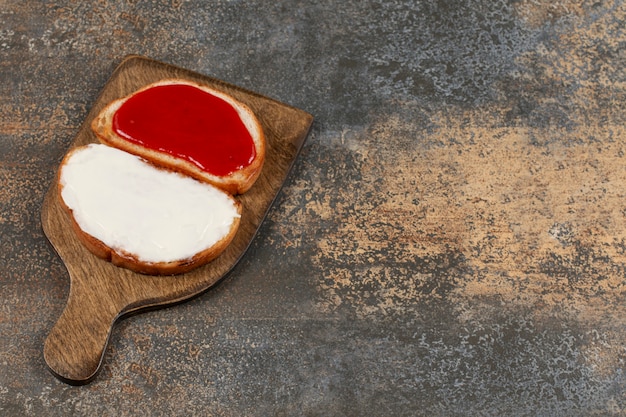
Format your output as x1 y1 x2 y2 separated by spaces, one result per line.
41 55 313 385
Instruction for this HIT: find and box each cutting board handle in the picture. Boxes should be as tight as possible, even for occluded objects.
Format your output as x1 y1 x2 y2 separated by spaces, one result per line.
44 277 121 385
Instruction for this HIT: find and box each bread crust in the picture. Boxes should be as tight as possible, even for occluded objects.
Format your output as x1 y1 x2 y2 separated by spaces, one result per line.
91 79 265 195
57 146 243 276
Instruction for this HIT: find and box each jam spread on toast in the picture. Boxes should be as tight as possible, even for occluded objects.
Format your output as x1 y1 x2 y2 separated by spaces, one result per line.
112 83 256 176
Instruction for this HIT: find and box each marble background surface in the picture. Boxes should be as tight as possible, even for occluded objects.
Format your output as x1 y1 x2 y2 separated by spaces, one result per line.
2 0 626 415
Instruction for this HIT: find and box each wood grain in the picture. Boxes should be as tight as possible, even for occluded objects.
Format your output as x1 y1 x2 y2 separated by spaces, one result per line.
41 55 313 385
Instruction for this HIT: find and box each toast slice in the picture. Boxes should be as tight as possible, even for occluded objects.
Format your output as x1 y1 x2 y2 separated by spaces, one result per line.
91 79 265 195
58 144 242 275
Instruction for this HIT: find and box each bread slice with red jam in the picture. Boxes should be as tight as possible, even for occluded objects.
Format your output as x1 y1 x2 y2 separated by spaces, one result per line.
91 79 265 195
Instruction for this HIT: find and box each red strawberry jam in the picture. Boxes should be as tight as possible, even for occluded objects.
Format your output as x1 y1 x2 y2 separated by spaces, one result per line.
112 83 256 177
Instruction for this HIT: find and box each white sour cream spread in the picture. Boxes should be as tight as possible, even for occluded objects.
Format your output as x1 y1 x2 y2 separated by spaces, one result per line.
59 144 240 263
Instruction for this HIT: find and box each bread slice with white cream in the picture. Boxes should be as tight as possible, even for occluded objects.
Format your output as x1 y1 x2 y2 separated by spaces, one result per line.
58 144 242 275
